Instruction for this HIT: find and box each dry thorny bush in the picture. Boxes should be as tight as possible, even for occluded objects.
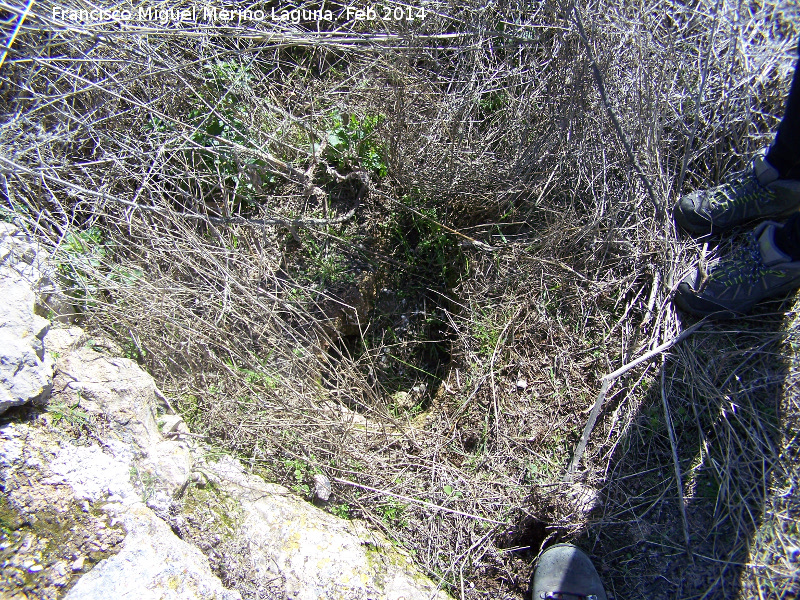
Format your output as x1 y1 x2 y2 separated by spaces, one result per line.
1 0 799 597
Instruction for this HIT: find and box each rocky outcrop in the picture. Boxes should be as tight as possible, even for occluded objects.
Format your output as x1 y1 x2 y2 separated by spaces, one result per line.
65 505 241 600
0 224 57 413
0 339 237 600
0 225 451 600
185 455 446 600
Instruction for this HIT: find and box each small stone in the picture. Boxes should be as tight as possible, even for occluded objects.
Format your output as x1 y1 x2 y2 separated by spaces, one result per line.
411 383 427 396
28 564 43 573
313 473 331 502
788 547 800 563
391 391 414 410
52 560 69 586
568 483 601 515
516 378 528 391
71 556 85 572
25 456 42 468
53 561 67 577
159 414 189 437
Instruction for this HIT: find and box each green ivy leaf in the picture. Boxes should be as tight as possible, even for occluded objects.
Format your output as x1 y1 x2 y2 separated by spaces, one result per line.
327 132 344 148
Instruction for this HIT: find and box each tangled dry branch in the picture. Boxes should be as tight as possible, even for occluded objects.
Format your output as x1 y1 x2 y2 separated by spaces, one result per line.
2 0 798 598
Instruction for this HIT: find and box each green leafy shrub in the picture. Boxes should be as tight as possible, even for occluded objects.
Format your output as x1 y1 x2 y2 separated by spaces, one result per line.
180 61 271 212
325 111 388 177
56 227 142 314
386 195 463 288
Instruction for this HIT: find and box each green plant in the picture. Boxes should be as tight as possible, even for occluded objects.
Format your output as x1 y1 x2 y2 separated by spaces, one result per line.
473 306 510 360
282 457 322 496
442 484 462 498
205 60 253 94
377 498 408 528
129 465 159 502
142 114 172 134
56 227 109 310
224 357 280 389
0 202 29 223
179 394 202 429
244 370 279 387
182 61 272 212
47 400 90 429
325 111 388 177
381 194 464 290
331 503 351 519
56 228 143 315
121 338 146 363
526 458 558 484
478 90 508 117
302 237 350 286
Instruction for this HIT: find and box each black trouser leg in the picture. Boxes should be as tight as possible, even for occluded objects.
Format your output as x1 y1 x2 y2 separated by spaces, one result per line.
766 38 800 180
774 212 800 261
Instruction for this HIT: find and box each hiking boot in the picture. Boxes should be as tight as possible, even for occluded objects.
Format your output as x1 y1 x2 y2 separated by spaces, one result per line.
674 221 800 317
673 155 800 235
530 543 607 600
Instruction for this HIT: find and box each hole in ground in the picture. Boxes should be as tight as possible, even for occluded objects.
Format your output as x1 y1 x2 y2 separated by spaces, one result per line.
497 515 550 557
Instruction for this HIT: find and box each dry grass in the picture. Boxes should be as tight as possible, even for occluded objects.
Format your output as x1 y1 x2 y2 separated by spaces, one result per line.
2 0 799 598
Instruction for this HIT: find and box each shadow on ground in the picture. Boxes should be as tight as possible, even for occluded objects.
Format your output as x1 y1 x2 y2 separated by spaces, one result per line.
569 301 800 599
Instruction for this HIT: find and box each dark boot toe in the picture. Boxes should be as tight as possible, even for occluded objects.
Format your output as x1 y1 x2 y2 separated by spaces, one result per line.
531 544 607 600
673 191 712 235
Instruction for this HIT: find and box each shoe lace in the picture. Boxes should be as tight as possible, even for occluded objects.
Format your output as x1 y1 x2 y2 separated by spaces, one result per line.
707 232 771 286
707 168 773 213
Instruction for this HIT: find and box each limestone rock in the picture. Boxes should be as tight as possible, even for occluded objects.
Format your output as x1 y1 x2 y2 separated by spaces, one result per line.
51 348 162 451
0 223 65 319
0 421 130 598
46 338 195 510
159 413 191 438
195 456 451 600
47 439 140 506
44 326 88 355
0 225 55 414
0 419 235 600
41 333 452 599
39 327 450 600
0 328 53 412
65 505 241 600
